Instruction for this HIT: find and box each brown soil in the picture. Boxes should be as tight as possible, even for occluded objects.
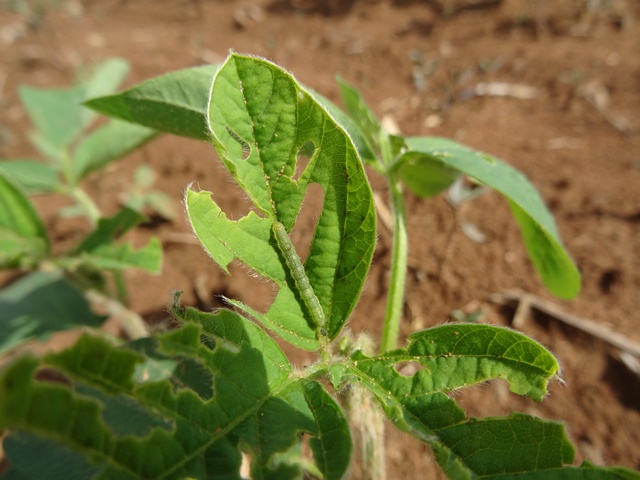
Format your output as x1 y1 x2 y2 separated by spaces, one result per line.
1 0 639 477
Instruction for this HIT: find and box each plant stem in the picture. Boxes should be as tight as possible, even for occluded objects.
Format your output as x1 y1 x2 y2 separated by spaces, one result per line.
377 129 409 353
85 289 148 339
344 382 386 480
60 149 76 188
70 186 101 226
379 172 408 353
59 149 101 225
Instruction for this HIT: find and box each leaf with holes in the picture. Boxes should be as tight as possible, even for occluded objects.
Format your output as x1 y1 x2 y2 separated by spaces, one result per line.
335 323 639 479
0 306 352 480
186 53 376 350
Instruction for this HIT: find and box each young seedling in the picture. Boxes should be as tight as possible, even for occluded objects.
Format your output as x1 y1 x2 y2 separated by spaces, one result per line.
0 58 162 350
0 58 159 224
0 53 636 480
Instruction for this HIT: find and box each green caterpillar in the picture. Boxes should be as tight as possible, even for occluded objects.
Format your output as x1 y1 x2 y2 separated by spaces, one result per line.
272 221 326 333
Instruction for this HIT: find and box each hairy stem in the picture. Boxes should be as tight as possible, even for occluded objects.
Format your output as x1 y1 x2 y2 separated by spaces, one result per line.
379 131 408 353
347 383 386 480
344 333 386 480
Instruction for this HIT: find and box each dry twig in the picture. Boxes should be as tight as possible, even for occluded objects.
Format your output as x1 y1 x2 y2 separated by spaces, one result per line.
490 289 640 357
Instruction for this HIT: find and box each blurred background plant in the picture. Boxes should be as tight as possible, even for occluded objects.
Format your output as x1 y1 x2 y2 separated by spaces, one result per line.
0 57 166 356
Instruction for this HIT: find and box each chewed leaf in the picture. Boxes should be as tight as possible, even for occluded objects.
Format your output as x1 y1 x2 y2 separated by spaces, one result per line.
0 308 352 480
189 53 376 347
186 190 318 349
349 324 559 435
345 323 638 478
45 333 144 394
406 323 560 401
400 137 581 299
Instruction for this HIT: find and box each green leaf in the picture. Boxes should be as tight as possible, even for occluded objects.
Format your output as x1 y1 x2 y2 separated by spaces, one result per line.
396 150 461 197
2 433 101 480
0 271 105 355
301 379 352 480
342 323 638 478
337 77 381 156
77 206 145 252
0 160 60 194
400 136 581 299
435 436 640 480
72 119 157 181
75 237 163 273
433 414 575 476
133 163 156 187
406 323 560 401
188 53 376 350
312 89 378 165
19 84 87 152
333 78 409 167
67 207 162 273
18 58 130 161
0 173 49 268
346 324 559 436
0 229 47 270
45 333 145 393
85 64 220 141
79 57 130 128
0 308 352 479
123 165 177 221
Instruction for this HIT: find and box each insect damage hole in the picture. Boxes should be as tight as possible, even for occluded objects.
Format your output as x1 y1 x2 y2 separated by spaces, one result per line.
225 126 251 160
290 182 324 265
293 140 316 181
394 362 425 377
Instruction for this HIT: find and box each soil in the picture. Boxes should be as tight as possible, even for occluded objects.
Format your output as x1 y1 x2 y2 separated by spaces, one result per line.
1 0 639 478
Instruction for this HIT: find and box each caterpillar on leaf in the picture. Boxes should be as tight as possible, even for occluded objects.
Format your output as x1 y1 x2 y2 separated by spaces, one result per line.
272 221 326 332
